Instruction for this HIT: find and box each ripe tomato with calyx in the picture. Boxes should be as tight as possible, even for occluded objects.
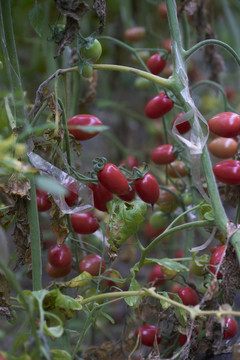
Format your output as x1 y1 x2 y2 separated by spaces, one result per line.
64 180 78 207
88 183 113 212
151 144 176 165
209 245 226 278
124 26 146 42
97 163 129 195
223 317 238 339
135 325 162 346
135 173 159 204
146 54 166 75
148 264 165 286
70 212 99 234
67 114 103 141
168 161 187 178
79 254 106 276
172 112 191 134
213 160 240 185
208 112 240 138
46 262 72 278
145 92 174 119
48 243 72 268
208 137 238 159
118 184 136 202
177 286 199 306
36 189 52 212
80 39 102 61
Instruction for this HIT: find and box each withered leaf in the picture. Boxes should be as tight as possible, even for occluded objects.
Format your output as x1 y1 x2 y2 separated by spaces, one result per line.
81 70 98 104
0 274 13 320
69 135 82 157
50 203 69 245
7 173 30 198
93 0 106 33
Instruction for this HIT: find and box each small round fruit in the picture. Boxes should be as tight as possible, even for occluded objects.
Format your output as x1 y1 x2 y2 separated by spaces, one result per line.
36 189 52 212
48 244 72 268
147 53 166 75
46 262 72 278
118 184 136 202
135 325 161 347
135 173 159 204
208 137 238 159
145 93 174 119
64 181 78 207
148 264 165 286
157 185 179 210
157 2 168 19
88 183 113 212
177 286 199 306
70 212 99 234
79 254 106 276
172 113 191 134
124 26 146 42
178 333 187 347
81 64 93 78
209 245 226 278
168 161 187 178
97 163 129 195
223 317 238 339
80 39 102 61
151 144 176 165
213 160 240 185
67 114 103 141
208 112 240 138
149 210 169 229
162 38 172 53
119 155 139 170
145 222 167 240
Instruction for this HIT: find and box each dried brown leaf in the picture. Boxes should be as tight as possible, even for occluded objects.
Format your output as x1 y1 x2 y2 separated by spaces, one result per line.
50 203 69 245
81 70 98 104
69 135 82 156
93 0 106 33
0 274 13 320
7 173 30 198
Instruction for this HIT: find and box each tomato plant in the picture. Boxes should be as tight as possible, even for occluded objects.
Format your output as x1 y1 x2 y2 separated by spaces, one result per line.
223 317 238 339
97 163 129 195
46 262 72 278
124 26 146 42
172 112 191 134
80 39 102 61
88 183 113 212
134 173 159 204
70 212 99 234
135 325 161 346
146 53 166 75
119 155 139 169
36 189 52 212
145 92 174 119
151 144 176 164
67 114 103 141
168 160 188 178
208 137 238 159
177 287 199 306
208 112 240 138
118 184 136 202
213 160 240 185
209 245 226 278
48 244 72 268
148 264 165 286
79 254 106 276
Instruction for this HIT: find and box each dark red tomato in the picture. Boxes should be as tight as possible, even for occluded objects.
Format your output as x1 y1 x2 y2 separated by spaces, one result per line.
64 181 78 207
172 113 191 134
118 184 136 202
209 245 226 278
208 112 240 138
157 2 167 19
88 183 113 212
145 222 167 240
135 325 161 347
213 160 240 185
119 155 139 170
225 87 237 101
177 287 199 306
170 282 182 294
67 114 103 141
148 264 165 286
48 243 72 268
97 163 129 195
124 26 146 42
178 330 198 346
151 144 176 165
36 189 52 212
208 137 238 159
46 262 72 278
79 254 106 276
146 54 166 75
223 317 238 339
145 93 174 119
135 173 159 204
168 161 187 178
70 212 99 234
162 38 172 53
209 245 222 254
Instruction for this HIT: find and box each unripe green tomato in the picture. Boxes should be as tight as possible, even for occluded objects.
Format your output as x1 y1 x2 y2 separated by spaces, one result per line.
134 77 151 90
182 192 192 206
149 210 169 229
190 254 210 276
81 65 93 78
82 287 103 309
81 39 102 61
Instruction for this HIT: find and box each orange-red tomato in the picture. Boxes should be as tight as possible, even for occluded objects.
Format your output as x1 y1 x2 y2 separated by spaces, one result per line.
208 112 240 138
124 26 146 42
167 161 187 178
208 137 238 159
162 38 171 53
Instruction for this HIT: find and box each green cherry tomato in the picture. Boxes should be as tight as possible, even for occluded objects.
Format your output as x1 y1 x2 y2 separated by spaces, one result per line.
81 65 93 78
149 210 170 229
182 192 192 206
81 39 102 61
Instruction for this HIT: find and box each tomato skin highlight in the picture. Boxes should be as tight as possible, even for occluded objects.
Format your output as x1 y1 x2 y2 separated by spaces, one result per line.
46 262 72 278
213 160 240 185
67 114 103 141
223 317 238 339
135 325 161 346
70 212 99 234
97 163 129 195
145 93 174 119
148 264 165 286
172 112 191 134
208 112 240 138
151 144 176 165
124 26 146 42
88 183 113 212
209 245 226 278
177 287 199 306
208 137 238 159
147 54 166 75
79 254 106 276
135 173 159 204
48 244 72 268
36 189 52 212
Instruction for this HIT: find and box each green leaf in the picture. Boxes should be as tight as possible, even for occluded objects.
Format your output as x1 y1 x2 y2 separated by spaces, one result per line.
124 278 141 307
44 289 82 319
199 200 214 221
159 291 171 310
13 333 30 353
171 294 187 327
107 200 147 252
50 350 72 360
43 311 63 338
29 4 45 37
35 176 68 196
144 258 188 272
100 310 115 324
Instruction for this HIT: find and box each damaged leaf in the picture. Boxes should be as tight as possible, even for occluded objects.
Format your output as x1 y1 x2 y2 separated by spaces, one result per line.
93 0 106 33
50 203 69 245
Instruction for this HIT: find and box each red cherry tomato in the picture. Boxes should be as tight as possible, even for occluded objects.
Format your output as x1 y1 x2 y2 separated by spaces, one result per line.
223 317 238 339
157 2 168 19
118 184 136 202
145 222 167 240
135 173 159 204
146 54 166 75
46 262 72 278
135 325 161 347
119 155 139 170
67 114 103 141
178 329 199 346
48 243 72 268
209 245 222 254
36 189 52 212
151 144 176 165
172 113 191 134
64 180 78 207
88 183 113 212
168 161 187 178
162 38 172 53
177 287 199 306
213 160 240 185
124 26 146 42
79 254 106 276
209 245 226 278
97 163 129 195
148 264 165 286
145 93 174 119
208 137 238 159
70 212 99 234
208 112 240 138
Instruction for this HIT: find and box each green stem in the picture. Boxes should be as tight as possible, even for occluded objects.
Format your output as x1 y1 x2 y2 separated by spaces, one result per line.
71 315 93 359
180 11 190 50
59 99 72 166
